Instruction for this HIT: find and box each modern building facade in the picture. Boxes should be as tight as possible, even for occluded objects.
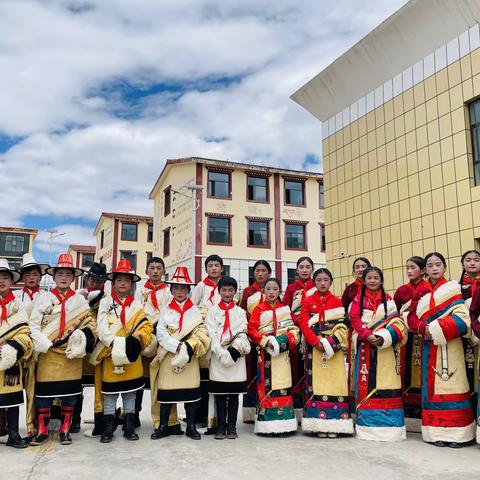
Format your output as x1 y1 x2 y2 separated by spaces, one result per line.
149 157 325 290
0 226 38 271
292 0 480 293
67 244 96 289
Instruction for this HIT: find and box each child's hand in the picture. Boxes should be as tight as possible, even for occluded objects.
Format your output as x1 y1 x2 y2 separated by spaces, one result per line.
366 335 378 345
372 335 384 347
424 326 432 340
314 341 324 352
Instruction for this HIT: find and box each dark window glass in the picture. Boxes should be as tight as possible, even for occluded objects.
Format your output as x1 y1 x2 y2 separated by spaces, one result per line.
319 182 325 209
287 268 297 285
248 221 269 247
320 224 326 252
120 251 137 271
163 229 170 257
4 235 25 253
121 223 137 241
100 230 105 249
146 252 153 264
247 176 268 202
285 224 305 249
248 266 254 285
82 253 94 267
285 180 304 205
147 224 153 242
164 188 171 216
208 171 230 198
222 265 230 277
208 217 230 244
470 100 480 186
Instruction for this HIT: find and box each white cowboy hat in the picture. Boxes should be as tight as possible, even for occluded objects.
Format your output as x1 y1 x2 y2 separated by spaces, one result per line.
0 258 21 284
18 253 50 276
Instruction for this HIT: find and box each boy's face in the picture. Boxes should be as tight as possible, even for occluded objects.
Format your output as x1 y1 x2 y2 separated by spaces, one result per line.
87 277 106 291
0 272 13 296
206 261 223 280
53 269 74 290
146 262 165 284
113 274 133 296
22 267 42 289
172 284 189 303
219 285 236 303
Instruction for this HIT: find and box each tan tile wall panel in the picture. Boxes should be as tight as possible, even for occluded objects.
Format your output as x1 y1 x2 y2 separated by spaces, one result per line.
323 50 480 295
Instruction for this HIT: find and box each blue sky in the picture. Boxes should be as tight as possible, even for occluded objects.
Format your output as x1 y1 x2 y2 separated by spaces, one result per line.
0 0 407 264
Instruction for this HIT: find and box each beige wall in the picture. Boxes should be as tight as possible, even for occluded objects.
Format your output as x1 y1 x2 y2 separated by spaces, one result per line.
324 48 480 294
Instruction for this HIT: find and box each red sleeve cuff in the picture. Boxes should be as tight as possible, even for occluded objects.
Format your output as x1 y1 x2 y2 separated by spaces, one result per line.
359 328 373 341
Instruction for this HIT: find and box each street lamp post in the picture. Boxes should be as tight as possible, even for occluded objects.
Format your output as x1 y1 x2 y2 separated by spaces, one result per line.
45 228 66 290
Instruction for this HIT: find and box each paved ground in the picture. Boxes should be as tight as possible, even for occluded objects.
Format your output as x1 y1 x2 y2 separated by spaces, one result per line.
2 388 480 480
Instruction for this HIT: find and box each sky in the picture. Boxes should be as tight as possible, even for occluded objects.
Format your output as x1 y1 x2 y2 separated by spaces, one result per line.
0 0 407 263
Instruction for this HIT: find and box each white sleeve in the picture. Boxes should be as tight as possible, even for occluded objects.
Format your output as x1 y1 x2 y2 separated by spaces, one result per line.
156 311 180 353
206 308 222 356
190 283 204 306
29 294 53 353
97 298 115 347
134 287 145 305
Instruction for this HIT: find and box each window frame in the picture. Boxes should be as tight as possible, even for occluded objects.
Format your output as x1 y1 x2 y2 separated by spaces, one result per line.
283 177 306 207
207 168 232 200
147 223 154 243
319 180 325 209
320 222 326 253
246 217 271 249
164 186 172 217
206 214 232 246
469 100 480 186
163 227 171 258
284 221 308 251
82 253 94 268
246 173 270 204
4 235 25 254
121 222 138 242
120 250 137 271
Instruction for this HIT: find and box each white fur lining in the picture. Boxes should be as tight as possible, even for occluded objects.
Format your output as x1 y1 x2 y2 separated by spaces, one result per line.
254 417 298 434
142 335 158 358
301 417 354 434
471 332 480 346
428 319 447 346
242 407 256 423
422 421 476 443
0 343 18 371
171 342 189 370
65 329 87 359
308 307 345 327
477 425 480 445
320 337 335 359
375 328 393 349
111 336 130 366
416 281 460 319
356 425 406 442
266 336 280 357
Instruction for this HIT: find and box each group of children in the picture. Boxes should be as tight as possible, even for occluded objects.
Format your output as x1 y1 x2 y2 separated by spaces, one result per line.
2 248 480 449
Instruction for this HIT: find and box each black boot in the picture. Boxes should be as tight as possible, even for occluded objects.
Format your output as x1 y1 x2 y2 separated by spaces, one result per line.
214 396 227 440
185 402 201 440
151 404 172 440
5 408 27 449
90 412 104 437
227 394 239 439
0 409 7 436
70 393 83 433
134 390 143 429
100 415 115 443
123 413 139 441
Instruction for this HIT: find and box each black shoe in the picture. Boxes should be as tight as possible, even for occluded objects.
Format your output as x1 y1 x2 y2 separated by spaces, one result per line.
100 415 115 443
6 432 27 449
90 412 104 437
69 419 81 434
185 402 201 440
186 424 201 440
204 427 217 435
123 413 139 441
448 442 466 449
151 425 169 440
134 414 141 429
433 441 448 447
226 431 238 439
214 431 226 440
167 424 184 435
30 434 50 446
214 396 227 440
59 432 72 445
227 395 239 439
23 435 34 445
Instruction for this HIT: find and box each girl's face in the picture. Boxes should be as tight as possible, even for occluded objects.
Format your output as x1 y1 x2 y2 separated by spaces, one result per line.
264 281 280 303
463 253 480 276
254 265 270 286
146 262 165 284
426 255 446 282
365 271 382 293
53 269 74 290
353 260 369 280
0 272 13 296
314 273 332 294
172 284 189 303
297 260 313 281
23 268 41 289
406 261 425 282
113 274 133 296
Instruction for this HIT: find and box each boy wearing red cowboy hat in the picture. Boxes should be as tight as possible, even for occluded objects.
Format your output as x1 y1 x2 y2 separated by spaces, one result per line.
151 266 210 441
134 256 183 435
0 259 33 448
92 259 152 443
29 253 96 446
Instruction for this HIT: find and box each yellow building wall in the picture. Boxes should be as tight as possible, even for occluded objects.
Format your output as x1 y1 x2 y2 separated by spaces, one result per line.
95 216 115 272
323 49 480 295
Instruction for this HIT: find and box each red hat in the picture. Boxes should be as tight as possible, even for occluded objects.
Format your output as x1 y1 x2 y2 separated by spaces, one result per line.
46 253 84 278
167 266 195 286
106 259 141 283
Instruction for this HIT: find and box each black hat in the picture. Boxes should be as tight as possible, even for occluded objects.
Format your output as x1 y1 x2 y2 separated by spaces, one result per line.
87 262 107 280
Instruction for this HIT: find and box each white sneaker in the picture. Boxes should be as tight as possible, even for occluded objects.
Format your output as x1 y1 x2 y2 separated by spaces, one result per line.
317 432 327 438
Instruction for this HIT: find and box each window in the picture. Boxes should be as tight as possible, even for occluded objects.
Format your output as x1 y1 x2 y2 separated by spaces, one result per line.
147 224 153 243
285 180 305 206
163 228 170 257
208 171 230 198
248 266 254 286
82 253 94 267
287 268 297 285
8 260 21 270
222 265 230 277
319 182 325 209
121 223 137 241
120 251 137 271
164 187 171 216
100 230 104 249
247 175 268 202
470 100 480 185
146 251 153 264
4 235 25 253
207 217 231 245
285 223 306 250
320 223 326 252
248 220 270 247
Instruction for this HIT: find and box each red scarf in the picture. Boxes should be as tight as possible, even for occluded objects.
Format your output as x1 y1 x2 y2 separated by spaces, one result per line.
296 278 314 300
218 301 235 338
425 277 447 310
203 277 219 304
252 282 265 303
463 275 480 298
51 288 76 337
364 289 383 315
317 291 333 323
169 298 193 332
0 290 15 322
23 286 40 301
266 300 282 335
111 292 135 328
144 281 167 310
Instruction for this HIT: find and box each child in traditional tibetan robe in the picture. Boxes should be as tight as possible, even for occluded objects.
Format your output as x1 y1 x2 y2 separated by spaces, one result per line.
248 278 300 435
207 276 250 439
393 256 426 432
408 252 475 448
95 260 152 443
349 267 407 442
298 268 353 437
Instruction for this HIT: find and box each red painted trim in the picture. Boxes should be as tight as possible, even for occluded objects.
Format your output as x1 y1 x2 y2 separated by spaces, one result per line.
75 251 81 289
195 162 203 283
112 219 119 269
273 172 282 281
